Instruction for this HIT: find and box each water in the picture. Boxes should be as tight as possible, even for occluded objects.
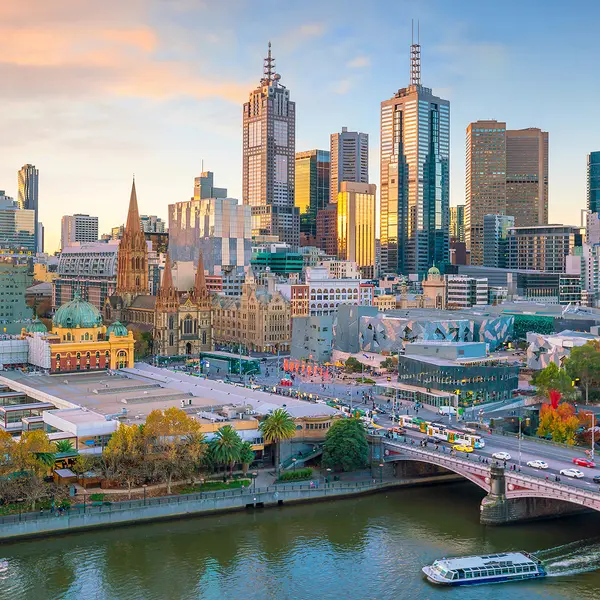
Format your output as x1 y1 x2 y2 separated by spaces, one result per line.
1 482 600 600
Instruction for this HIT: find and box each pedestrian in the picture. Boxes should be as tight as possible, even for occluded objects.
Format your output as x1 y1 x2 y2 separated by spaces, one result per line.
545 475 549 481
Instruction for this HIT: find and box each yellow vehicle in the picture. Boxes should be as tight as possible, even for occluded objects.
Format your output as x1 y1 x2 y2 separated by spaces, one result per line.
452 444 473 453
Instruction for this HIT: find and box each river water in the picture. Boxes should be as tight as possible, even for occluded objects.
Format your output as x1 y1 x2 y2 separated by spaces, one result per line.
1 482 600 600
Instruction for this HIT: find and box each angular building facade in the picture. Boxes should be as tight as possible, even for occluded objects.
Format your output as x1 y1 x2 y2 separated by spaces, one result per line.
380 40 449 275
295 149 330 242
242 43 299 247
330 127 369 203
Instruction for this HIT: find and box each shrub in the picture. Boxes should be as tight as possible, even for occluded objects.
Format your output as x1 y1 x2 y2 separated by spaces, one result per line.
278 468 313 482
89 493 106 502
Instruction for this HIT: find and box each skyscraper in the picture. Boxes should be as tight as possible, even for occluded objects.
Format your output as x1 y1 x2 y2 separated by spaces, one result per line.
194 171 228 200
295 149 330 242
506 128 548 226
242 43 299 247
465 120 507 265
0 191 35 252
337 182 377 278
18 164 39 251
330 127 369 203
380 35 450 275
61 214 99 249
483 214 514 268
587 151 600 214
449 205 465 242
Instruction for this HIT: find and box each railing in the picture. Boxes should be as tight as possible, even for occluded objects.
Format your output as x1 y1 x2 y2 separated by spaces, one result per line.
280 446 323 470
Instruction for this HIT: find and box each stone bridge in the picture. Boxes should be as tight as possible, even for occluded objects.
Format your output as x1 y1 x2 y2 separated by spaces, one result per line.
381 440 600 524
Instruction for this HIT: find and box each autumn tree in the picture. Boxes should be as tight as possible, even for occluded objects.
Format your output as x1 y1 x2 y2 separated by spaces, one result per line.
0 430 16 476
15 431 55 477
565 341 600 404
105 424 146 499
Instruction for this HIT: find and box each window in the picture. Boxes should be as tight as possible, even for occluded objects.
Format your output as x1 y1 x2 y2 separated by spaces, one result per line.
183 315 193 335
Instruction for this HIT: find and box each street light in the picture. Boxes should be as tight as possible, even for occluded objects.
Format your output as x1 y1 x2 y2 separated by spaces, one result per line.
143 484 148 506
518 415 522 469
379 463 384 484
326 467 332 484
292 457 297 472
252 471 258 491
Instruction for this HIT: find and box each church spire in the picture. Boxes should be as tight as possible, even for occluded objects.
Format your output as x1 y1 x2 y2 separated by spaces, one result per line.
160 254 175 295
125 178 142 235
192 251 210 305
157 254 178 310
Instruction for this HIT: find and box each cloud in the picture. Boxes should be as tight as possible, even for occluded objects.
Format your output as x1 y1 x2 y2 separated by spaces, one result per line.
331 79 353 95
347 55 370 69
276 22 327 53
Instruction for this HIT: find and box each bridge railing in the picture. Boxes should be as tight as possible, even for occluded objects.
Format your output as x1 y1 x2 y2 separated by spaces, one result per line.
507 472 600 502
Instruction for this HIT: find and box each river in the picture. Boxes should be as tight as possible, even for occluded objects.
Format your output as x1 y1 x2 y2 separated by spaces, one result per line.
1 482 600 600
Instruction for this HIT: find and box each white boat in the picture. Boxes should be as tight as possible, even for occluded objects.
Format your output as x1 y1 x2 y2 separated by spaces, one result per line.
422 551 546 586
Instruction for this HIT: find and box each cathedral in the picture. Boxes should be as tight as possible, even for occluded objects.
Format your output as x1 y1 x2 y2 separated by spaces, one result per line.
153 253 212 357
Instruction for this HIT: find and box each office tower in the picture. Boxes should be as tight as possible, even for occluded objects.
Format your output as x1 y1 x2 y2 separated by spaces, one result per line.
295 149 330 242
483 214 514 268
169 173 251 275
0 259 34 334
140 215 166 233
330 127 369 202
316 204 338 258
587 151 600 214
508 225 582 272
380 36 450 275
61 214 99 249
194 171 227 200
18 164 39 250
337 182 376 278
37 223 44 253
242 43 299 247
449 205 466 242
0 191 36 252
506 128 548 226
465 120 507 265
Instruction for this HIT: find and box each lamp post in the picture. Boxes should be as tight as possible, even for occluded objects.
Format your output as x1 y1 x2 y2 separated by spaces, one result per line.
379 463 384 484
592 413 596 461
252 471 258 491
143 484 148 506
326 467 332 485
518 416 522 469
292 457 297 472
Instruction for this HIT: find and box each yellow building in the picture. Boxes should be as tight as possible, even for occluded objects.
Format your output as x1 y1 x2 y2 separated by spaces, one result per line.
33 263 58 282
374 294 397 311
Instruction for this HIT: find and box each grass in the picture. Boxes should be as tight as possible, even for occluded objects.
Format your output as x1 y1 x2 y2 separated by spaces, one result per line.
178 479 252 494
278 468 313 482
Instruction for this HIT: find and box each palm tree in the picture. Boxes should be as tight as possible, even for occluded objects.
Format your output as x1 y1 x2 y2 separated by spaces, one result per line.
259 409 296 476
54 440 75 453
210 425 242 476
239 441 255 476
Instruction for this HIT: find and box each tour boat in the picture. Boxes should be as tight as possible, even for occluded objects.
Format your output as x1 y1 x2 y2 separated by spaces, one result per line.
422 551 546 585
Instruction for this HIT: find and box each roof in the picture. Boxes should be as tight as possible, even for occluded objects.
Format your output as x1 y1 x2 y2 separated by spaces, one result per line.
27 282 52 295
436 552 536 571
106 321 128 337
129 295 157 310
26 319 48 333
53 292 103 328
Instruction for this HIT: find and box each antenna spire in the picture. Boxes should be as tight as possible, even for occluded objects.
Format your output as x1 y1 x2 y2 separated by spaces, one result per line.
410 19 421 86
263 41 275 83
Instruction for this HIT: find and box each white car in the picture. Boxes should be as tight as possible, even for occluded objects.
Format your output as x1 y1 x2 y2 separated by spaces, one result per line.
527 460 549 469
492 452 512 461
560 468 584 479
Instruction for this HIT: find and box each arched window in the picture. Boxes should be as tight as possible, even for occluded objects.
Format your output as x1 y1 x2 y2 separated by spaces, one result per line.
84 333 89 341
131 257 135 270
116 350 128 369
136 257 140 270
76 353 81 360
66 332 72 341
168 315 174 330
169 332 174 346
135 276 140 287
95 351 100 359
55 354 61 361
183 315 193 335
105 350 110 357
86 352 91 358
202 330 207 345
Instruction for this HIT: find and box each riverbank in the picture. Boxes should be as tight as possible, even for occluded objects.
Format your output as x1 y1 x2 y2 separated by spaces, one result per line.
0 473 462 543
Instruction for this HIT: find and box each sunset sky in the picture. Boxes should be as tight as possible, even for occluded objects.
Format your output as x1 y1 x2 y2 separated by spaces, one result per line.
1 0 599 253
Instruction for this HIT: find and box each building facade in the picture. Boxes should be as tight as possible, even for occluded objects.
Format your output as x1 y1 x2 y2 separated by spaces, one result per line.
330 127 369 203
380 40 450 275
588 151 600 214
508 225 582 273
17 164 39 252
60 214 99 250
242 43 299 246
445 275 489 309
449 205 465 242
337 182 376 278
140 215 166 233
465 120 507 265
315 204 338 258
506 128 549 227
295 149 330 242
483 214 514 269
0 192 35 253
194 171 228 200
0 259 34 334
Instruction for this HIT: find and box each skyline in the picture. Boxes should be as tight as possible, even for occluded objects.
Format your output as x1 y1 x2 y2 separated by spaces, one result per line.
1 0 600 252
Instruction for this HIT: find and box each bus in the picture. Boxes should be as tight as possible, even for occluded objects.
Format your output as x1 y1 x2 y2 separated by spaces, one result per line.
398 416 485 449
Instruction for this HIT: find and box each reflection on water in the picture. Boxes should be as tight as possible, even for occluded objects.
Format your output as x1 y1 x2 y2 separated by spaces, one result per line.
1 482 600 600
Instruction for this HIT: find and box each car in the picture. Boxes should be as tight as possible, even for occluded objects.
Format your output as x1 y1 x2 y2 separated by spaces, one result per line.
452 444 473 453
593 475 600 484
572 457 596 468
492 452 512 461
560 468 585 479
526 460 549 469
425 437 437 444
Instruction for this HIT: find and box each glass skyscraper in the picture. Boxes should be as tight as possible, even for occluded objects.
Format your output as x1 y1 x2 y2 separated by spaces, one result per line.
0 191 35 253
380 40 449 275
17 164 39 251
295 149 330 241
588 151 600 214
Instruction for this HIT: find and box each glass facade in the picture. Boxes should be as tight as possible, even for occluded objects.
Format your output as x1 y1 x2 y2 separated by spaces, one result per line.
295 150 330 239
0 194 35 252
483 214 514 268
588 151 600 214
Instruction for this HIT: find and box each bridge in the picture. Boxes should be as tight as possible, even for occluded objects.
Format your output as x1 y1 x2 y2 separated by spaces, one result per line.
381 440 600 524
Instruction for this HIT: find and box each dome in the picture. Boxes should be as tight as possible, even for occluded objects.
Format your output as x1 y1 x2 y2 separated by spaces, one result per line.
106 321 128 337
428 265 440 276
26 319 48 334
52 293 103 329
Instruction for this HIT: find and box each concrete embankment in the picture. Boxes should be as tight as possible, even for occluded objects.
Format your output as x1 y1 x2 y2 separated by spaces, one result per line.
0 474 461 542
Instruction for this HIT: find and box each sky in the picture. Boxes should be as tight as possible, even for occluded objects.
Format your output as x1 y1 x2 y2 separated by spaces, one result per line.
1 0 599 253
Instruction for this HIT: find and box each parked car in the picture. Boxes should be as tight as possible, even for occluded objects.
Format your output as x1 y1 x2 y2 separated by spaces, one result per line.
560 468 585 479
526 460 549 469
572 457 596 468
492 452 512 461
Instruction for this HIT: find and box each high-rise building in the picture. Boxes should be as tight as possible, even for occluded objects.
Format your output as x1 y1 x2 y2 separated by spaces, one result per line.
194 171 228 200
60 214 99 249
316 204 338 258
330 127 369 202
242 43 299 247
380 37 450 275
465 120 507 264
483 214 514 269
587 151 600 214
0 258 34 334
0 191 36 253
449 205 466 242
140 215 166 233
506 128 548 226
17 164 39 251
295 150 330 242
337 182 376 278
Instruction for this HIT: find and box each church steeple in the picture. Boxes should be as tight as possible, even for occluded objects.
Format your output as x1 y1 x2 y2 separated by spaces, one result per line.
156 254 178 311
116 178 149 297
192 251 209 305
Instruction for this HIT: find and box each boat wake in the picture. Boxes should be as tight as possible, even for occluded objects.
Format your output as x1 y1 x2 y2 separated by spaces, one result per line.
535 538 600 577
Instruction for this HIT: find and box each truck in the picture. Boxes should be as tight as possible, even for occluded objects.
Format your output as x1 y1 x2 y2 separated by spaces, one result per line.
438 405 457 416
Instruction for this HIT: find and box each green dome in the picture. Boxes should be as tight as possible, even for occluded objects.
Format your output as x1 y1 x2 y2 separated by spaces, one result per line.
52 293 103 329
106 321 128 337
26 319 48 334
428 265 440 276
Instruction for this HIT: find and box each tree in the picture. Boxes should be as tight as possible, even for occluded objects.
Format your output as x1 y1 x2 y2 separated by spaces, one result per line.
19 474 49 510
133 330 152 359
537 402 579 444
239 442 255 475
531 362 574 399
259 409 296 475
322 418 369 472
380 357 398 372
0 430 16 476
344 357 364 374
15 431 54 477
565 341 600 404
105 424 146 499
210 425 242 476
54 440 75 453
